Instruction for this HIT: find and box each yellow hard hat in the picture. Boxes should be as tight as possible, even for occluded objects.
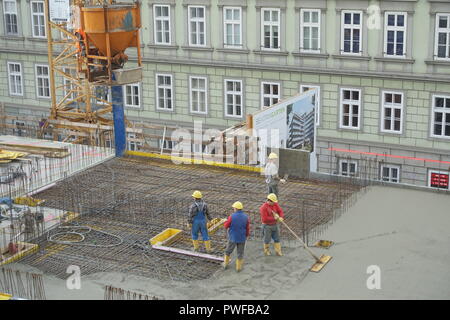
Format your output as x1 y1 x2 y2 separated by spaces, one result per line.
192 190 202 199
267 193 278 203
268 152 278 159
232 201 243 210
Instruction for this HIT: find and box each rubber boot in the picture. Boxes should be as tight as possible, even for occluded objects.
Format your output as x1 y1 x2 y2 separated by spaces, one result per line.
263 243 271 256
204 240 212 253
223 255 231 269
274 242 283 256
192 240 199 251
236 259 244 272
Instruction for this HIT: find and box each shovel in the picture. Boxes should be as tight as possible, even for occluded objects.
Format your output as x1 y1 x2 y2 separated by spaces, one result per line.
273 211 332 272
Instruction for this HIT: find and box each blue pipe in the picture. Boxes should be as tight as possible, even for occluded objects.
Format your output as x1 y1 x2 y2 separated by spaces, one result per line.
111 78 126 157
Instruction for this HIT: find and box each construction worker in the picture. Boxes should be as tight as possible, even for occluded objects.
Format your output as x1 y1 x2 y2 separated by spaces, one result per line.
259 193 285 256
264 153 286 197
188 190 212 252
223 201 250 272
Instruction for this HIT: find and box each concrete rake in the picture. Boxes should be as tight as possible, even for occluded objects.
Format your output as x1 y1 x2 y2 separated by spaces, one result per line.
278 217 332 272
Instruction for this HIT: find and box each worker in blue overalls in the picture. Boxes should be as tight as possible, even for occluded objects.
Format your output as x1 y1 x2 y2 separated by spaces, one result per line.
188 191 212 252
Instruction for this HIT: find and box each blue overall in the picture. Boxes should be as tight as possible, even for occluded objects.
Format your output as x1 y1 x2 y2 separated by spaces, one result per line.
191 203 209 241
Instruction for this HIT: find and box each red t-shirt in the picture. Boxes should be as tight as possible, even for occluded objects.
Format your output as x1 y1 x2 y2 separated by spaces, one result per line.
259 202 284 225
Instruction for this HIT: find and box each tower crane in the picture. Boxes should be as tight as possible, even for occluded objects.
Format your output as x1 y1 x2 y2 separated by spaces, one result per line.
42 0 142 155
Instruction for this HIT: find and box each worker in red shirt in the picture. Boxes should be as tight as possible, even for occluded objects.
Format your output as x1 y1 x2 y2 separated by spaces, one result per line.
259 193 284 256
223 201 250 272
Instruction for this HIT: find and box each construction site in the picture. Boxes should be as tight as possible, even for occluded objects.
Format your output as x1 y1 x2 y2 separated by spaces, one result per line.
1 0 449 302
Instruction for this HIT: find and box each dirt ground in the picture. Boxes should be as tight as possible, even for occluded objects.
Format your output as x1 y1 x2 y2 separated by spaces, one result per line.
8 185 450 300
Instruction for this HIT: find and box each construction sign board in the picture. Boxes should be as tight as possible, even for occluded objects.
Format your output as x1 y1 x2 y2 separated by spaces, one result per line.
252 89 318 170
49 0 70 23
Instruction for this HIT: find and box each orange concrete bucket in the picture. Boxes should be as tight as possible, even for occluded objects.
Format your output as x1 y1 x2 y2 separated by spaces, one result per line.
81 3 141 57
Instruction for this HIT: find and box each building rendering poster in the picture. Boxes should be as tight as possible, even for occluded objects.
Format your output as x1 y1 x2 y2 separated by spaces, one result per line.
253 89 317 152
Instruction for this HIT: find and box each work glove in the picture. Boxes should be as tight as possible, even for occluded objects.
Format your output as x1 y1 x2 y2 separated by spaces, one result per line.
278 217 284 222
280 179 286 184
186 223 192 229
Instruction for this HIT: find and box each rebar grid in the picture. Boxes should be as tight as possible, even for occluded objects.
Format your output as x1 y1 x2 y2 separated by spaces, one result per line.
18 156 364 282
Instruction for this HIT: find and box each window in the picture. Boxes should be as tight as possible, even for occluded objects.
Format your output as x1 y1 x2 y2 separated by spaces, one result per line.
261 82 280 108
156 74 173 110
63 67 76 101
7 62 23 96
225 79 243 117
160 139 176 151
381 91 403 133
261 8 280 50
94 86 111 105
339 159 357 176
127 133 141 151
13 121 26 136
300 85 320 125
123 83 140 108
189 76 207 114
384 12 407 57
380 164 400 183
31 1 46 38
431 95 450 138
35 64 50 98
223 7 242 48
3 0 18 35
429 170 449 189
340 88 361 129
188 6 206 46
154 5 171 45
300 9 320 52
341 11 362 55
435 14 450 60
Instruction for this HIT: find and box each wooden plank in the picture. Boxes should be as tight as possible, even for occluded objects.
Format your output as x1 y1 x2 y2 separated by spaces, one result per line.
152 245 224 262
0 143 68 153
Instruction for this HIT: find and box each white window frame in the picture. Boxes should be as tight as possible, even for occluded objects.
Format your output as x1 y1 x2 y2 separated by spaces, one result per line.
428 170 449 190
223 6 242 48
160 139 176 151
156 73 173 111
341 10 362 56
300 9 321 53
7 62 23 96
435 13 450 61
380 164 400 183
123 82 141 108
95 86 111 105
381 91 404 134
300 84 320 126
188 5 206 47
339 88 361 130
35 64 50 98
261 81 281 109
127 132 142 151
63 67 76 101
430 94 450 139
31 1 46 38
339 159 358 177
261 8 280 51
224 79 243 118
189 76 208 114
13 120 26 136
384 12 407 58
3 0 18 36
153 4 171 45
